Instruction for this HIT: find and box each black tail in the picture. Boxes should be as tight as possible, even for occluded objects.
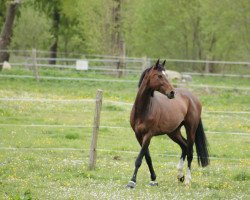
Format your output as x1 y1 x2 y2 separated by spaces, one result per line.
195 119 210 167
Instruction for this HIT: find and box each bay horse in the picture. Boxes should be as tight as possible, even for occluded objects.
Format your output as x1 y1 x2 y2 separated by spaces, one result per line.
127 59 209 188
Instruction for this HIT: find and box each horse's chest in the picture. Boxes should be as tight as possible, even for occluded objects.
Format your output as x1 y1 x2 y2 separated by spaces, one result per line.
133 117 154 134
135 122 147 133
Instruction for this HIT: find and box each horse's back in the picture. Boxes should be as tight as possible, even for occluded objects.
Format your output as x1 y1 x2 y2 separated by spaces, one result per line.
155 88 201 113
175 88 202 117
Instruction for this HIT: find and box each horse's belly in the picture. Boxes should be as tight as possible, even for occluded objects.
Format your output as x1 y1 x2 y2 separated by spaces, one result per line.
152 95 187 133
158 112 184 133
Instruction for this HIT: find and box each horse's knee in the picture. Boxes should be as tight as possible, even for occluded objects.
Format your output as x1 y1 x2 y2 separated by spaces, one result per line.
135 157 142 168
187 154 193 162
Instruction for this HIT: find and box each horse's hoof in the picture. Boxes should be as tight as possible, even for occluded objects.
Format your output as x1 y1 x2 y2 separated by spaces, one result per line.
126 181 136 189
178 175 185 182
149 181 158 186
185 180 191 187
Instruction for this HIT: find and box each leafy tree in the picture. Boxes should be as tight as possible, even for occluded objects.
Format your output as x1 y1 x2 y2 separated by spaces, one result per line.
11 5 51 50
1 0 249 72
0 0 20 70
0 0 7 26
33 0 61 64
125 0 249 71
33 0 86 61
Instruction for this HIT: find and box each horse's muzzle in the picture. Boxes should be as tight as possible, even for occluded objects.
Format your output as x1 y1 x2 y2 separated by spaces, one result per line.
166 91 175 99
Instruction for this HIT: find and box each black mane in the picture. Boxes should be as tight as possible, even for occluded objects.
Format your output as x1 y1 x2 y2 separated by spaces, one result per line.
138 67 152 88
138 64 165 88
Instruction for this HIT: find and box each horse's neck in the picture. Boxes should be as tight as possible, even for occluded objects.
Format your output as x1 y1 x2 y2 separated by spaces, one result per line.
134 84 152 120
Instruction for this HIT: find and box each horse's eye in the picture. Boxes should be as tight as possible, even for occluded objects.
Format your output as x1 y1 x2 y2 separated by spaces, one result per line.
158 75 162 79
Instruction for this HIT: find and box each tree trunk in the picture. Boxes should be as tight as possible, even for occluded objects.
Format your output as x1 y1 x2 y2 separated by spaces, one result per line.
112 0 122 55
205 33 216 73
49 38 58 65
49 7 60 65
192 16 202 59
0 0 20 70
112 0 126 77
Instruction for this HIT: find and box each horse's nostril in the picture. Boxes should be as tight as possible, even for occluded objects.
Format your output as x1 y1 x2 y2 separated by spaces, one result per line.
170 91 175 95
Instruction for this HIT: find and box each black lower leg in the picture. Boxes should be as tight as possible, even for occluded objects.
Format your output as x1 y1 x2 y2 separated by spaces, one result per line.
130 146 147 183
131 157 142 182
181 146 187 160
187 145 193 169
145 149 156 181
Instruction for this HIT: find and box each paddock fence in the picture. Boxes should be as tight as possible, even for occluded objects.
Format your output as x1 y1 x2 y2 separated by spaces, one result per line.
0 95 249 164
1 49 250 78
1 49 250 165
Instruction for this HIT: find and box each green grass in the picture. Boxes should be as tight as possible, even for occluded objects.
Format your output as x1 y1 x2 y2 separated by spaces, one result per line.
192 76 250 87
0 68 249 199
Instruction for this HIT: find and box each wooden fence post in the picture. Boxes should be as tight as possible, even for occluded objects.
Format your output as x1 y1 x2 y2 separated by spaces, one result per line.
32 48 39 81
89 89 103 170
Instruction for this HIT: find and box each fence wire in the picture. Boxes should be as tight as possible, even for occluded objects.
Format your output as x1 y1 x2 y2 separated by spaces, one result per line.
1 74 250 91
0 147 249 162
1 97 249 162
0 97 249 115
0 123 249 136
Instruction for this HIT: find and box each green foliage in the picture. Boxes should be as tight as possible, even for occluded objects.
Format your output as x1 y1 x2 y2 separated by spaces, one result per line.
233 171 250 181
74 0 114 54
0 0 7 26
13 190 32 200
104 104 125 111
65 132 80 140
125 0 250 61
11 5 51 49
4 0 250 62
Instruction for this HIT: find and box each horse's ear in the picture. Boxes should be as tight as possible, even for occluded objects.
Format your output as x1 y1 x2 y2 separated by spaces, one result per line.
154 59 160 69
156 59 160 66
162 60 166 66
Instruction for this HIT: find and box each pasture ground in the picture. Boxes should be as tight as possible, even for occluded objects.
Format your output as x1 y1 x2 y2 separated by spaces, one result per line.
0 68 249 199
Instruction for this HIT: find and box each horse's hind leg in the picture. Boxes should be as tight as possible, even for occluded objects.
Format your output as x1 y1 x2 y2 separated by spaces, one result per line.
184 123 197 186
177 135 188 182
168 129 187 182
185 139 194 186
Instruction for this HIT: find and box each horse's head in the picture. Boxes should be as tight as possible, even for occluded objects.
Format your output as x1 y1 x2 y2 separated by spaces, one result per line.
147 59 175 99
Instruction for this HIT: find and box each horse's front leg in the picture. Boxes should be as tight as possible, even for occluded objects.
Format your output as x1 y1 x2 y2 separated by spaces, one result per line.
127 134 151 188
145 149 158 186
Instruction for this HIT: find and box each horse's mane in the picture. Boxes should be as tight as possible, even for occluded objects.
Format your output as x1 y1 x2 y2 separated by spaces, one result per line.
138 65 165 88
138 67 152 88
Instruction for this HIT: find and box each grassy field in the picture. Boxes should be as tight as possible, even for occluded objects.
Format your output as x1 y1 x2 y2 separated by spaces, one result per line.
0 68 249 199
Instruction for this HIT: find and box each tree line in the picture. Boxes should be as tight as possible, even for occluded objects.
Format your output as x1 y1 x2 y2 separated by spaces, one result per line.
0 0 249 71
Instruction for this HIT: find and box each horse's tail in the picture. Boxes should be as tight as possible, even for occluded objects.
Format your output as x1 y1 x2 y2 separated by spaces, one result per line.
195 119 210 167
